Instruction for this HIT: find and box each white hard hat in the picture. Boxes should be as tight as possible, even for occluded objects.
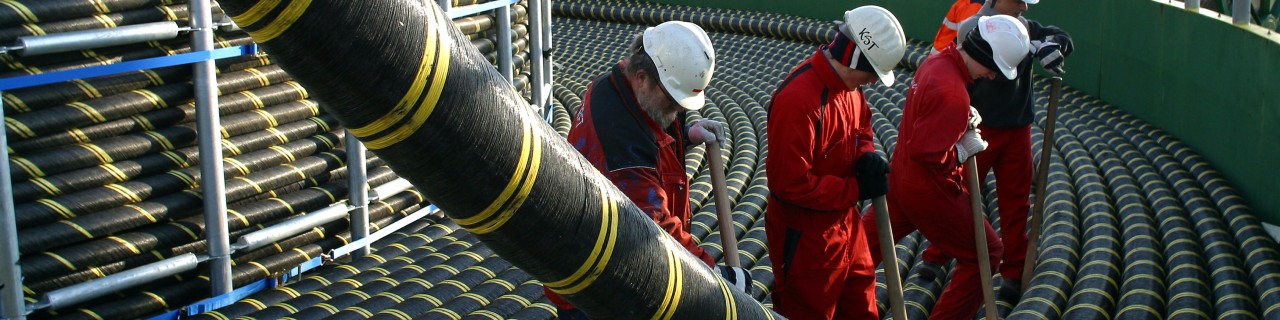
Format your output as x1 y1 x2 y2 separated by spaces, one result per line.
643 21 715 110
975 15 1030 80
837 6 906 86
1025 0 1039 4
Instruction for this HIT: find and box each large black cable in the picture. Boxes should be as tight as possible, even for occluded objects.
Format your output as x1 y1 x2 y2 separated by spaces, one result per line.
211 1 777 318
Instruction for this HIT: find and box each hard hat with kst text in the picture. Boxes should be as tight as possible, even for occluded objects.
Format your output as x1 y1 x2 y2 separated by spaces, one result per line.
837 6 907 86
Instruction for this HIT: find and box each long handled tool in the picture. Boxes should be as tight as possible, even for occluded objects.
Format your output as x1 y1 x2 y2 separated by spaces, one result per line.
967 156 1000 320
707 141 740 267
1021 76 1063 291
873 196 908 320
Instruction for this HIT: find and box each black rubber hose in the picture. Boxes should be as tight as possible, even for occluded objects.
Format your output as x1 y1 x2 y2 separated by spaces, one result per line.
49 186 431 319
551 1 832 44
2 52 269 120
1056 110 1122 320
186 219 461 320
213 1 778 318
17 163 395 285
0 0 177 29
248 234 488 320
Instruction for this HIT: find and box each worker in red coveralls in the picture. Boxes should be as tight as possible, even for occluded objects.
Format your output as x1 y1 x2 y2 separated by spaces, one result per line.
861 15 1031 320
914 0 1076 301
764 6 906 320
543 21 751 319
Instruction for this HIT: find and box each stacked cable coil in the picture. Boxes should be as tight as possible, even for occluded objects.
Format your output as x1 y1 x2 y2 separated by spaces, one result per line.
0 0 539 318
1 0 1277 319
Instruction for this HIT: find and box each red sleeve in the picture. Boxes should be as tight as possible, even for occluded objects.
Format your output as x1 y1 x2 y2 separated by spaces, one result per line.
606 168 716 266
857 101 875 157
766 89 859 212
906 90 969 173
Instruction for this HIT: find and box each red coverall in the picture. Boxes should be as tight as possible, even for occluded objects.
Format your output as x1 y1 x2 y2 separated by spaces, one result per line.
765 48 877 320
861 46 1002 320
544 62 716 311
931 0 986 54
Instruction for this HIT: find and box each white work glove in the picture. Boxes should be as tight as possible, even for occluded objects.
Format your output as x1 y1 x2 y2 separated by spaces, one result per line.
716 265 752 294
688 118 728 146
967 106 983 129
955 129 988 161
1031 38 1066 75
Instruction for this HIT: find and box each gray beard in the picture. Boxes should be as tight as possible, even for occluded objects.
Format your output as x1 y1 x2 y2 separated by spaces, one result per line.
638 92 678 129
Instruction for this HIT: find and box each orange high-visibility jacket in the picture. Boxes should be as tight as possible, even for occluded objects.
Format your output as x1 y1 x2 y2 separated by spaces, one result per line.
931 0 985 54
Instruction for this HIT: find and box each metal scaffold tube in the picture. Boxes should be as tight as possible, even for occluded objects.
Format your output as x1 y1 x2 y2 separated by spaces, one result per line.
346 133 371 258
498 5 514 83
1233 0 1251 24
38 254 199 310
10 21 182 56
528 0 546 114
190 0 233 295
0 92 25 320
541 0 554 122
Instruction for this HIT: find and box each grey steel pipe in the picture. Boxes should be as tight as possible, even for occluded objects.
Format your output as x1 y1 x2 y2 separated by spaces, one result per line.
0 95 26 319
38 254 199 311
1185 0 1200 10
528 0 546 114
497 5 514 83
370 178 413 201
1233 0 1251 24
345 132 371 258
13 21 181 56
190 0 233 296
542 0 558 122
233 203 350 252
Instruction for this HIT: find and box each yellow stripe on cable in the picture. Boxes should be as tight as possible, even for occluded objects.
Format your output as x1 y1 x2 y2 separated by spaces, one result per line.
236 0 286 31
546 190 618 295
0 0 38 23
6 118 36 138
3 93 28 112
245 0 309 42
653 241 683 320
353 10 450 149
471 121 541 234
60 220 94 238
37 199 75 219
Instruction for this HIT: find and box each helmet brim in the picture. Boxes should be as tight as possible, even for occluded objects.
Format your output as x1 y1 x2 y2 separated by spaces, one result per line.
671 89 706 110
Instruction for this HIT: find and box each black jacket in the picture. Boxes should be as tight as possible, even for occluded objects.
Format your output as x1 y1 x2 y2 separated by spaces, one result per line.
957 5 1073 128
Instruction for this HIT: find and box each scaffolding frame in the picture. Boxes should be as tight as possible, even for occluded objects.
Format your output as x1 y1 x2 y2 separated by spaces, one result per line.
0 1 547 318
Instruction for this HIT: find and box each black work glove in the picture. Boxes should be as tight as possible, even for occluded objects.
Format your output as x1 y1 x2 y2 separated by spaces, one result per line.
1031 37 1066 75
855 153 889 201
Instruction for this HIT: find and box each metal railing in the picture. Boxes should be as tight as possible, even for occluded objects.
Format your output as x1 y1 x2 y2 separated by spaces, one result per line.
0 0 548 318
1184 0 1280 30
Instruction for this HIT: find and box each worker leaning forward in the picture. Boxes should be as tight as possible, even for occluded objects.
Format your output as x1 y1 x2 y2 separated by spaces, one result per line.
764 6 905 320
913 0 1077 300
542 21 751 319
861 15 1031 320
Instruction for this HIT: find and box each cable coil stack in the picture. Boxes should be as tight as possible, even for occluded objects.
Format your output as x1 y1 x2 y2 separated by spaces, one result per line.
0 0 541 318
0 0 1276 319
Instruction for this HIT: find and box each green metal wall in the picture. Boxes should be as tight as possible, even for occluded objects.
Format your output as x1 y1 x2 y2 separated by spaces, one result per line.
653 0 1280 223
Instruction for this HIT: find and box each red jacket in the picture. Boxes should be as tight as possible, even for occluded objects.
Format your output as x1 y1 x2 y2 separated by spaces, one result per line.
765 49 873 273
894 46 972 193
548 62 715 309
